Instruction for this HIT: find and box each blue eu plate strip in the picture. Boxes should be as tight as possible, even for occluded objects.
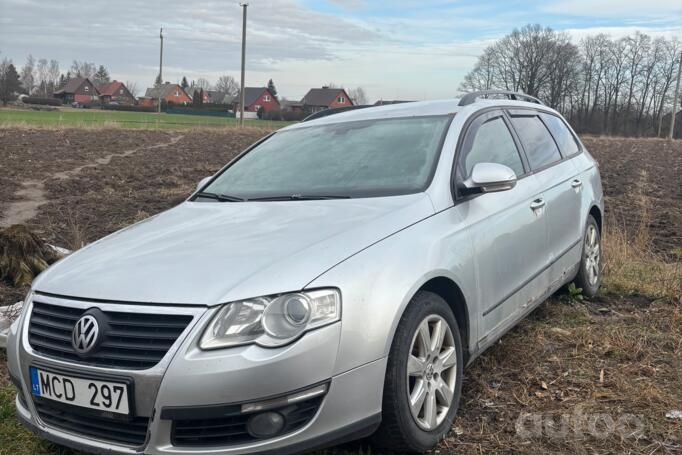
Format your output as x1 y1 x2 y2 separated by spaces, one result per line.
30 367 41 396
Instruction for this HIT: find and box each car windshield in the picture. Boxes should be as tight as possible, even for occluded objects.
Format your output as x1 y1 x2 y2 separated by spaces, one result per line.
201 116 451 200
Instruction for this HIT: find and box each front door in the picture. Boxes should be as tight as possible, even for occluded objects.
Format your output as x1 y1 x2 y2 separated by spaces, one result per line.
453 110 549 342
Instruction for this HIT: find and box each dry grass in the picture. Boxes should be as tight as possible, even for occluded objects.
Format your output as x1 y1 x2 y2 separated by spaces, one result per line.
601 170 681 300
0 225 57 287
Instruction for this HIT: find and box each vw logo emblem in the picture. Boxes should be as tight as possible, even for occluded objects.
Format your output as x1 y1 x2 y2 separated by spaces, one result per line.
72 314 100 354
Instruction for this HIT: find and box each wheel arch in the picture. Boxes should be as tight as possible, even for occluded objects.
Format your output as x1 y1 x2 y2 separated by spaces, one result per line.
390 275 472 366
419 277 471 364
589 205 602 233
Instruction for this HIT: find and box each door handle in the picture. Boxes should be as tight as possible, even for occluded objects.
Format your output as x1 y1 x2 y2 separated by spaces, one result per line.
530 198 546 210
571 179 582 189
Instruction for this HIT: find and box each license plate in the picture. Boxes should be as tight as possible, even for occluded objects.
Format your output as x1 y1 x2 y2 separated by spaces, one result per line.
30 367 130 415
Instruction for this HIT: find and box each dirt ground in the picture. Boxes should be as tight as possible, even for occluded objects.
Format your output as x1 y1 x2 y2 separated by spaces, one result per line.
0 128 680 454
582 137 682 256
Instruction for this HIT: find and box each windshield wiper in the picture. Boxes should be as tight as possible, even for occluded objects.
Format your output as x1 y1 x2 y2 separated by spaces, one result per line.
195 191 247 202
248 194 352 201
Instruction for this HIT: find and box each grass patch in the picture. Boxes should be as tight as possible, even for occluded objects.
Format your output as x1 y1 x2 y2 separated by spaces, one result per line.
0 108 292 130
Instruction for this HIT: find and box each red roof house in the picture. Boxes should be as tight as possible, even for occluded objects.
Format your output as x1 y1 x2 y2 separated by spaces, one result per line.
97 81 135 105
233 87 279 113
53 77 99 104
301 87 353 113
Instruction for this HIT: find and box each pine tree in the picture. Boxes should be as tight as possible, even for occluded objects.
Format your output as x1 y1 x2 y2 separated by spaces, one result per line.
181 76 189 89
57 74 67 90
267 79 278 98
155 73 162 86
0 60 22 105
93 65 110 85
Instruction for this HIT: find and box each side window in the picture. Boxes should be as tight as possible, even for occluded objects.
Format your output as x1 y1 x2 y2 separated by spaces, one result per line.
510 115 562 170
461 117 525 179
541 113 580 157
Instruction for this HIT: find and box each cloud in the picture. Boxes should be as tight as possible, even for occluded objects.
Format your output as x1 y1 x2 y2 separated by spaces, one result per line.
0 0 680 102
543 0 682 17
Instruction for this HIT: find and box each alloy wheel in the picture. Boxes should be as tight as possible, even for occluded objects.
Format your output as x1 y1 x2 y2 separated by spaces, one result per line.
584 224 601 286
406 315 457 431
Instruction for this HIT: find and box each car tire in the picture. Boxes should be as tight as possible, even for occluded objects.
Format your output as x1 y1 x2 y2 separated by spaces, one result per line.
573 215 602 298
372 291 463 453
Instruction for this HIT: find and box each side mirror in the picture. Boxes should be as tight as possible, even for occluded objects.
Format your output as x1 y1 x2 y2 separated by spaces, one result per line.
196 176 212 192
463 163 517 193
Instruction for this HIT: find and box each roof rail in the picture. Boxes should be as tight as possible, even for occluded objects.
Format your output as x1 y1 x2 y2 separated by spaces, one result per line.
458 90 544 107
302 105 372 122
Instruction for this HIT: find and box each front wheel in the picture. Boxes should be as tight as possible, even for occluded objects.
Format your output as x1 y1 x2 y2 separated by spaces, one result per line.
574 215 602 298
373 291 463 453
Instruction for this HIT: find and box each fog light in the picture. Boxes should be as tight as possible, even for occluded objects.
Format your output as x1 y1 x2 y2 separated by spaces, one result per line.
246 411 285 439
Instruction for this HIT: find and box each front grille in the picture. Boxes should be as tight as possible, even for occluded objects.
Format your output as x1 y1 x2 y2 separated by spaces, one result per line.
34 399 150 446
28 300 193 369
171 396 323 446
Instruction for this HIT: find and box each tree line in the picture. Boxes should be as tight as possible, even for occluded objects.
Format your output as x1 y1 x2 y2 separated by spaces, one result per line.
461 24 681 137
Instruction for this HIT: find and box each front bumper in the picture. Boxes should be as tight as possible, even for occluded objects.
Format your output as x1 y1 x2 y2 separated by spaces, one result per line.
8 294 386 454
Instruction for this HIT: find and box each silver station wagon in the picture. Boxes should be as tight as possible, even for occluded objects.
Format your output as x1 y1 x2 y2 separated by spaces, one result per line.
7 91 603 454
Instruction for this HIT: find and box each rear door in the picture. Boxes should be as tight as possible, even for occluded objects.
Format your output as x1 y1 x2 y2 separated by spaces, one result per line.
508 111 583 281
453 110 548 341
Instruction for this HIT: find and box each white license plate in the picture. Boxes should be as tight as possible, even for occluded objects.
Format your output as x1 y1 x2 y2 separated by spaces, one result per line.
30 367 130 415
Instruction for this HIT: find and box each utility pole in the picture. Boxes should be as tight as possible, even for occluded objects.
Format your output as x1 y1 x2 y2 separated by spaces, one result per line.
668 50 682 141
158 27 164 115
239 3 248 127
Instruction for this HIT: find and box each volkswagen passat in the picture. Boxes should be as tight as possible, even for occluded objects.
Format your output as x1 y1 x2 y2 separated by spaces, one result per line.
7 91 603 454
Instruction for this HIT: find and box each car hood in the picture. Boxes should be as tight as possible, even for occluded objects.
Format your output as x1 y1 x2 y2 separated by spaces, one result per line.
33 194 434 305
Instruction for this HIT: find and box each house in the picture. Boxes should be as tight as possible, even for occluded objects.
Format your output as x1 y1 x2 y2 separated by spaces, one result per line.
233 87 279 113
97 80 135 105
301 87 353 113
143 83 192 105
199 90 234 105
53 77 99 104
280 100 304 112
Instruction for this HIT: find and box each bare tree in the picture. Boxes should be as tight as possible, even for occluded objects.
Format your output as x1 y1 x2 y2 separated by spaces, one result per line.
195 78 212 90
348 87 369 105
125 80 139 97
70 60 96 79
215 75 239 96
19 54 35 95
36 58 49 97
47 60 60 96
461 25 681 137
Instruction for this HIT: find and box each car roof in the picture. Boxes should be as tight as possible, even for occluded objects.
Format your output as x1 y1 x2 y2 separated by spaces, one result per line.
284 98 558 130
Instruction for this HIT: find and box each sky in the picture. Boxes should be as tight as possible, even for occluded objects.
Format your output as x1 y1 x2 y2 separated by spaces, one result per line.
0 0 680 102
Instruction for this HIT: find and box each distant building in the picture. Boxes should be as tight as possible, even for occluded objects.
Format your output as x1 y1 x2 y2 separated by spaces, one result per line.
192 89 235 105
301 87 353 113
97 81 135 105
53 77 99 104
280 100 304 112
142 83 192 106
233 87 280 113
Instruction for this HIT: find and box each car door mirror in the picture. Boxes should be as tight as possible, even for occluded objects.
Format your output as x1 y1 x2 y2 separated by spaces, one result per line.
196 176 212 192
463 163 517 193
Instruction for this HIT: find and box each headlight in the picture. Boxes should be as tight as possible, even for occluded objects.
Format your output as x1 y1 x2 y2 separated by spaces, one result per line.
200 289 341 349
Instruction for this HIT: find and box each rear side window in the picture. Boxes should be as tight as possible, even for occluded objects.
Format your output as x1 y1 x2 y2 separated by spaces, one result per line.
541 113 580 157
462 117 525 178
510 116 562 170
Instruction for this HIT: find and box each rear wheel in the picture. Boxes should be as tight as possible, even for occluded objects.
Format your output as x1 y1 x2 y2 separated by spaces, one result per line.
574 215 601 298
373 291 463 453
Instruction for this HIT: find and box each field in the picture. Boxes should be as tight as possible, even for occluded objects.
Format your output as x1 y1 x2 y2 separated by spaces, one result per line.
0 127 680 454
0 107 292 130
